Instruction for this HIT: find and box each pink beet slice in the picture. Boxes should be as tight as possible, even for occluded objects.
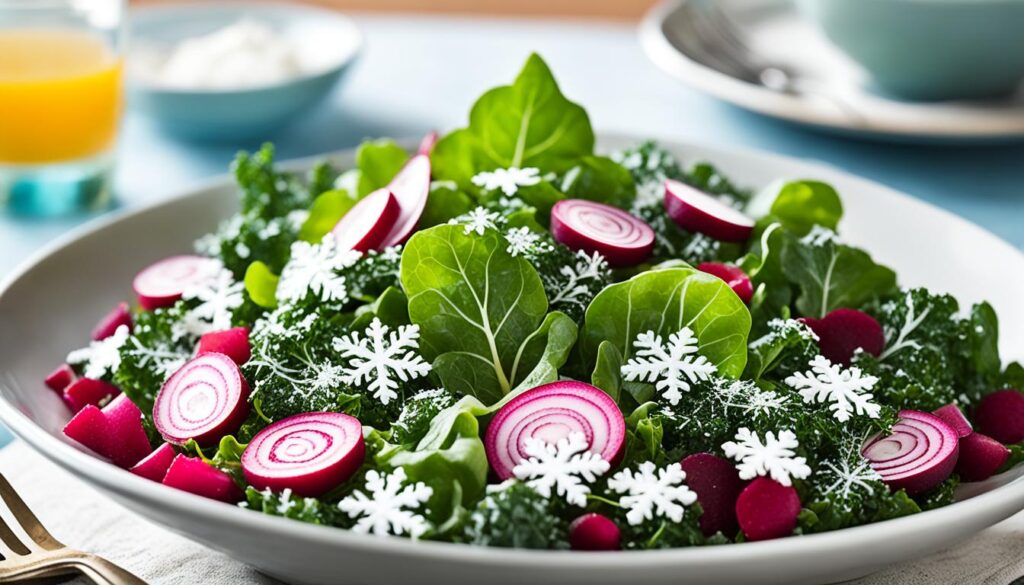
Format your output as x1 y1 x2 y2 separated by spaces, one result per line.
153 353 250 447
974 389 1024 444
332 188 401 252
63 405 108 457
380 154 431 247
417 131 438 156
197 327 251 365
933 404 973 439
45 364 76 394
569 513 621 551
101 394 153 469
242 412 365 497
130 444 177 483
664 179 754 242
162 455 242 503
550 199 655 267
956 432 1011 482
735 477 801 541
697 263 754 305
91 302 133 341
680 452 746 537
799 308 885 366
862 410 959 495
133 255 220 311
63 378 120 413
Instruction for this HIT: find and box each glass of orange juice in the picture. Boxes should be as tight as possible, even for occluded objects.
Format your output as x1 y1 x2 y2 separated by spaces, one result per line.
0 0 124 216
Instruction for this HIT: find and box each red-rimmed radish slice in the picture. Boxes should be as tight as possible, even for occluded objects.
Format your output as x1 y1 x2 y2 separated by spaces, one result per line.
332 188 400 252
799 309 885 366
380 154 432 247
153 353 250 447
973 389 1024 444
130 444 177 482
197 327 251 365
664 179 754 242
417 131 439 156
569 513 621 551
550 199 655 267
484 381 626 480
91 302 133 340
63 405 107 457
735 477 801 541
932 404 973 439
63 378 119 413
862 410 959 495
162 455 242 503
241 412 365 497
133 255 221 310
697 263 753 305
102 394 154 469
680 452 746 537
956 432 1010 482
45 364 76 394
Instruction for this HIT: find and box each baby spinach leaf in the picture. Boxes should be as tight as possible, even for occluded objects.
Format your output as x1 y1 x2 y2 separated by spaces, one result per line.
509 311 578 393
747 180 843 235
591 340 624 402
559 155 636 210
420 182 476 227
299 188 357 243
356 139 409 197
969 301 1001 377
581 267 751 378
244 261 279 309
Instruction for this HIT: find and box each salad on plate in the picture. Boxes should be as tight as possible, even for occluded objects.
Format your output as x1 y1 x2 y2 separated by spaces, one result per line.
50 55 1024 550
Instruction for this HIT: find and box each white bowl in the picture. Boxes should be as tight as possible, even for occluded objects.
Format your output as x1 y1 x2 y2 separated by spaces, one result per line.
1 136 1022 585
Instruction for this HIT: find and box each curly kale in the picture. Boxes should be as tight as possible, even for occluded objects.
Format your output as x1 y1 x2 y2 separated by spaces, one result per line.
744 318 821 382
243 486 339 525
112 304 193 414
391 388 457 446
460 482 567 549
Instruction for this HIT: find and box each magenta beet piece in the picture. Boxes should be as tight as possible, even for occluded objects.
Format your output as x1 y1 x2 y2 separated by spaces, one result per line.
132 255 221 311
380 154 431 247
63 405 108 457
101 394 154 469
800 308 885 366
569 513 621 551
485 381 626 480
197 327 251 365
162 455 242 503
735 477 801 541
242 412 366 497
862 410 959 495
153 353 250 447
44 364 76 394
332 188 401 252
91 302 133 341
130 444 177 483
696 263 754 305
417 131 438 156
663 179 754 242
974 389 1024 444
550 199 655 267
932 404 973 439
680 452 746 537
956 432 1011 482
63 378 120 413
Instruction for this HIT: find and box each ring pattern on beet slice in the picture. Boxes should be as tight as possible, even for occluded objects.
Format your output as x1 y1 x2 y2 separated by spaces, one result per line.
153 352 251 447
550 199 655 267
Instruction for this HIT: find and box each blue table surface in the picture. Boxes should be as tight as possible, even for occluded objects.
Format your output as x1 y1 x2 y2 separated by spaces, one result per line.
1 14 1022 446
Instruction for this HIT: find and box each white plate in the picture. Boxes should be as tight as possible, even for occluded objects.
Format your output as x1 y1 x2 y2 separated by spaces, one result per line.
1 136 1023 585
640 0 1024 143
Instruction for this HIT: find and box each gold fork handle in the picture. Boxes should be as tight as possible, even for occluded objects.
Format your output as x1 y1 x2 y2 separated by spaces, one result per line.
71 555 148 585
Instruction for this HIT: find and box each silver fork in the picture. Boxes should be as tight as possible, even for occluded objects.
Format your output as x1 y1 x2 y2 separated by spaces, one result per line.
0 473 146 584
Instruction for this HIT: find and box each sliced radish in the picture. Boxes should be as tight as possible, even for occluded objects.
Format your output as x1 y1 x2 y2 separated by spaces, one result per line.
241 412 365 497
680 452 746 537
569 513 620 551
664 179 754 242
153 353 250 447
956 432 1010 482
63 405 108 457
800 309 885 366
91 302 133 341
130 444 177 482
197 327 251 366
417 131 438 156
380 154 431 247
550 199 655 267
862 410 959 495
697 263 753 305
102 394 154 469
332 188 401 252
45 364 76 395
735 477 801 541
63 378 120 413
162 455 242 503
484 381 626 480
932 404 973 439
973 389 1024 444
133 255 221 311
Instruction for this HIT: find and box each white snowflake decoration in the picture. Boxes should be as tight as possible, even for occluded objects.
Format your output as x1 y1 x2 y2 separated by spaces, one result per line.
722 428 812 486
607 461 697 526
181 268 245 334
621 327 717 405
338 468 433 539
504 227 546 258
277 237 360 304
451 206 502 236
331 318 431 405
471 167 541 196
67 324 131 379
785 355 881 422
512 432 610 507
544 250 609 310
819 455 882 506
718 379 790 419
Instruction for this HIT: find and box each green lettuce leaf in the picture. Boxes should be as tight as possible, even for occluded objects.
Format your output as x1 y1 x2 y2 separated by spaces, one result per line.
748 180 843 235
356 139 409 197
244 260 279 309
298 189 357 243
